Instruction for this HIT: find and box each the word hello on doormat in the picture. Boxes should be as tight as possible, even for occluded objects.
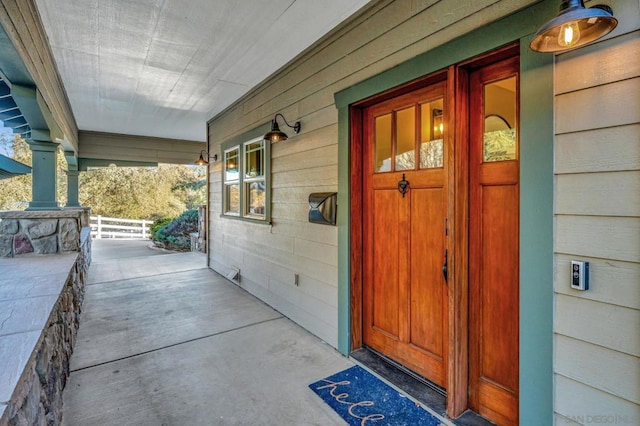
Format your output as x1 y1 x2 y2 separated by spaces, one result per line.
309 365 443 425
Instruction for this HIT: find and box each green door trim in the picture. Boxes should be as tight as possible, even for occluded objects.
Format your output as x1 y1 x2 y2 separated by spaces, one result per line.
335 1 555 424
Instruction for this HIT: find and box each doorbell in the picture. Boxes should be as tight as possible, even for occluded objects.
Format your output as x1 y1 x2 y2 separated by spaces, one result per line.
571 260 589 291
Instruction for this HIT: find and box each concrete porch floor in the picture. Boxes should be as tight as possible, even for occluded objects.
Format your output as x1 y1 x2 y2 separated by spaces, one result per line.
62 239 354 425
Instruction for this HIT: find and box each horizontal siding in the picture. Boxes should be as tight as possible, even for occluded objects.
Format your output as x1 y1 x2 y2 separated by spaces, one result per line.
555 294 640 357
555 124 640 174
555 31 640 95
554 8 640 423
294 239 338 267
271 124 338 159
267 277 337 325
78 131 204 164
271 203 314 223
271 144 337 173
272 166 338 188
271 219 338 246
554 413 582 425
555 375 640 422
555 171 640 217
271 186 335 205
555 215 640 262
555 77 640 134
555 335 640 404
555 255 640 310
219 233 295 268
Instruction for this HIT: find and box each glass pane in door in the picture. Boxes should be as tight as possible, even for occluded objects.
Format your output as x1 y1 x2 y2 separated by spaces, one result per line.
420 99 444 168
483 76 517 162
374 113 392 172
395 107 415 171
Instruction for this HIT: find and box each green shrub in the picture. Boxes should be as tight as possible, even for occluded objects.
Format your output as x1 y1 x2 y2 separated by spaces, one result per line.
152 209 198 251
150 217 172 240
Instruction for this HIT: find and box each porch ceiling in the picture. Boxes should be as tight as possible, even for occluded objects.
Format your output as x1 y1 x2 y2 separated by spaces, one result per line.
34 0 373 143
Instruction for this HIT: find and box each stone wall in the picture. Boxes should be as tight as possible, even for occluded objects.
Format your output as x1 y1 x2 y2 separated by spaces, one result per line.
0 208 90 426
0 246 89 426
0 209 90 257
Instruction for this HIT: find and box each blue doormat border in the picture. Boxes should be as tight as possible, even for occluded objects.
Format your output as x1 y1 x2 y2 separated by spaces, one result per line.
309 365 443 425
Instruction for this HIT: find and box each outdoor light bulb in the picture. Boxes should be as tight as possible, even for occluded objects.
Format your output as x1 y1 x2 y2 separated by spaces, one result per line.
558 21 580 48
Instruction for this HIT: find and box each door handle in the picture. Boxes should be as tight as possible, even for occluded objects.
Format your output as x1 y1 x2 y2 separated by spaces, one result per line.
442 249 448 283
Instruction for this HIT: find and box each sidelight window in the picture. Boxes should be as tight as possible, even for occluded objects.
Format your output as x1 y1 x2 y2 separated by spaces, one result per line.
482 76 518 162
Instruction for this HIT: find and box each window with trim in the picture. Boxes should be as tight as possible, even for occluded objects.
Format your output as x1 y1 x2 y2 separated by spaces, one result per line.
222 137 270 222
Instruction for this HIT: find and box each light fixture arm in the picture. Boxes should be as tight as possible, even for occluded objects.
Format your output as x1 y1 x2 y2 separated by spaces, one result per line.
273 113 301 134
194 149 218 165
591 4 613 14
264 113 302 142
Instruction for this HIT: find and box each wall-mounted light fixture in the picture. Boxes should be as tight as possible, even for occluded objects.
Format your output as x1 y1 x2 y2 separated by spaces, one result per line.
194 150 217 165
263 113 301 142
432 109 444 139
530 0 617 52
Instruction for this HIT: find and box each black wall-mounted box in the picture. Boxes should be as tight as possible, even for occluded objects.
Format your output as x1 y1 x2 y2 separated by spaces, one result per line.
308 192 337 226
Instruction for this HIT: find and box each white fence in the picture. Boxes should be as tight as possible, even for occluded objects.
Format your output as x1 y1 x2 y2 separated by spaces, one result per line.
90 215 152 239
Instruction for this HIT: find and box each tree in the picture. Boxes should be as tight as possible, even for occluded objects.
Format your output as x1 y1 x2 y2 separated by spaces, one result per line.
0 131 206 218
79 164 206 219
171 167 207 209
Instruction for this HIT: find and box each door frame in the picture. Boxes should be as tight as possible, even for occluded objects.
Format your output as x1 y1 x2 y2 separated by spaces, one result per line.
334 1 555 422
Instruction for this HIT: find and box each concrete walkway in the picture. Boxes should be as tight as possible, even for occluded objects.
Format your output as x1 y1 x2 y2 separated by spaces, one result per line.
62 240 353 425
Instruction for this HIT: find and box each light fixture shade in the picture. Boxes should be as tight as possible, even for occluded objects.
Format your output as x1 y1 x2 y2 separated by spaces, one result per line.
264 120 289 142
194 150 216 165
530 0 617 52
194 152 208 165
263 114 301 142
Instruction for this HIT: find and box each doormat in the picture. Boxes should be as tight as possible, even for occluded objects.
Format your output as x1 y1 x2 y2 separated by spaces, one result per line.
309 365 442 425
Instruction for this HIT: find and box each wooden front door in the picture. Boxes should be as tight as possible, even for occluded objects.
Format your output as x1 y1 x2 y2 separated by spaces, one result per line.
362 80 449 387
